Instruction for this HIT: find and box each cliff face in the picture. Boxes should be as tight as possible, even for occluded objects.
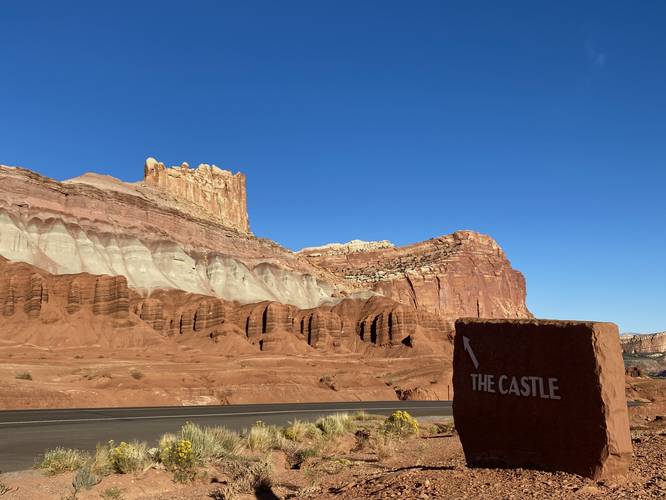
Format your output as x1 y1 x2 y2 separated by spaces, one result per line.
0 159 530 324
143 158 249 234
0 162 341 308
622 332 666 354
0 256 451 354
298 231 530 319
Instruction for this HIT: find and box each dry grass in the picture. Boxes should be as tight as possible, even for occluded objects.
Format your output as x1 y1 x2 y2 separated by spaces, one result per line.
215 457 274 498
245 421 285 453
109 440 152 474
315 413 354 437
177 422 242 463
36 447 89 475
33 411 425 497
283 419 321 442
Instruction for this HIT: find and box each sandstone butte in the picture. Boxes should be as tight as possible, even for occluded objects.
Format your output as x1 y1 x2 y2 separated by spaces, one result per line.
0 158 531 388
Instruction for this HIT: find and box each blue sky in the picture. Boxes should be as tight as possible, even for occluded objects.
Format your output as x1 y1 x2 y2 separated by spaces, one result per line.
1 2 665 332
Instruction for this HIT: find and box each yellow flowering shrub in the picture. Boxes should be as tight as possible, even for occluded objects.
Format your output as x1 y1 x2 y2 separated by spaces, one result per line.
381 410 419 437
171 439 194 468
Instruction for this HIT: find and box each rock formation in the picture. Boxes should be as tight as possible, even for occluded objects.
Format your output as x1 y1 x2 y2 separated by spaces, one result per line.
0 255 451 355
0 158 531 356
0 160 530 320
143 157 249 233
299 239 395 256
299 231 530 319
621 332 666 354
0 162 339 308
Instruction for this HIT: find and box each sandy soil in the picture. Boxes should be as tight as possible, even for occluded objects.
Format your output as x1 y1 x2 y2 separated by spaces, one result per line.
0 345 452 408
0 391 664 500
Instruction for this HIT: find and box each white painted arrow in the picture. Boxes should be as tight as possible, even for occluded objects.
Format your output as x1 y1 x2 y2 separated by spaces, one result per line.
463 336 479 369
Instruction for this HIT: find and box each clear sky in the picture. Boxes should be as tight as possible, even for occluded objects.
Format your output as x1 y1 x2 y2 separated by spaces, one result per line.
1 2 664 333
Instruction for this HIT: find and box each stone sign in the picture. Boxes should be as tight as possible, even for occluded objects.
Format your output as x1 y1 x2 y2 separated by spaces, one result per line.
453 319 632 479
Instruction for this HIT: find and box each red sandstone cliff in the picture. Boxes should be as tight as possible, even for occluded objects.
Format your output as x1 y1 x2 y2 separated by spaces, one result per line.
0 256 451 356
298 232 530 319
0 158 530 337
143 157 250 233
0 161 343 308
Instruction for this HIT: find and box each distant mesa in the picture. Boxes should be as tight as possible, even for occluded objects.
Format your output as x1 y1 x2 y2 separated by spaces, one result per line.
621 331 666 354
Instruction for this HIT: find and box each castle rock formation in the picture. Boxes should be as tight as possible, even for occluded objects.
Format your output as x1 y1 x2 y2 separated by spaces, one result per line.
143 157 250 233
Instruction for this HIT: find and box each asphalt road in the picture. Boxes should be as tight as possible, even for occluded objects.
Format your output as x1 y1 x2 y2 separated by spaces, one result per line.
0 401 452 472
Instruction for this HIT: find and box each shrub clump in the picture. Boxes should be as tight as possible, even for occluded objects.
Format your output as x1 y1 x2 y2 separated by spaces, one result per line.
246 421 285 453
109 440 151 474
161 439 194 468
160 439 196 482
73 464 102 492
158 433 178 464
283 419 321 442
15 371 32 380
216 458 273 498
37 447 89 475
177 422 242 463
381 410 419 437
315 413 353 437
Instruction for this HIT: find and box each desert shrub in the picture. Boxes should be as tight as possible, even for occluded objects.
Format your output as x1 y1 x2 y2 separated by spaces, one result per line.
160 439 196 482
109 440 151 474
246 421 284 452
219 457 273 496
15 371 32 380
129 368 143 380
207 426 244 457
381 410 419 437
73 464 102 492
430 420 455 435
157 433 178 463
283 419 321 442
89 442 114 476
282 442 319 470
295 447 318 462
37 447 89 475
177 422 215 463
315 413 353 436
100 486 124 499
174 422 243 463
370 432 396 460
163 439 194 467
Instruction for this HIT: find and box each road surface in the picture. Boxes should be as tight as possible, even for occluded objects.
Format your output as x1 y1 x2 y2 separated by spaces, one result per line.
0 400 452 472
